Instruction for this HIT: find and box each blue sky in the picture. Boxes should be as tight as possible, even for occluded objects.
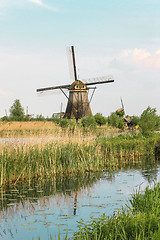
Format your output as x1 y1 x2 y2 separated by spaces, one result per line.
0 0 160 117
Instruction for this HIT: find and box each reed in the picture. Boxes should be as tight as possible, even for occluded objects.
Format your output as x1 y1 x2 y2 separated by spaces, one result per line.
0 134 159 186
0 121 118 142
73 183 160 240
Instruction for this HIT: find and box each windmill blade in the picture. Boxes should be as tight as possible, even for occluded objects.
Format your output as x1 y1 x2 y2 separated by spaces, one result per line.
66 46 78 81
120 97 125 111
36 83 70 93
82 75 114 86
37 88 63 96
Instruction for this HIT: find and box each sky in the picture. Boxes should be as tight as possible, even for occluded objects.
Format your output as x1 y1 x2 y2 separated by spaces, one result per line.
0 0 160 118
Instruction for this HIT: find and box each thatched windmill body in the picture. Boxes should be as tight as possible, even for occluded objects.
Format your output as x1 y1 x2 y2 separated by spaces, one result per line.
37 46 114 120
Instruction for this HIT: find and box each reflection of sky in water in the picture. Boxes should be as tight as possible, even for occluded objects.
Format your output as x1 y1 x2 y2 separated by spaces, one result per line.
0 166 160 240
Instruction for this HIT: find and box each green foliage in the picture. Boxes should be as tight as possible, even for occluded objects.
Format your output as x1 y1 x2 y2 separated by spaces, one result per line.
94 113 107 126
1 116 10 121
51 116 61 124
33 114 46 121
108 112 124 129
9 99 25 121
81 115 97 130
116 110 125 117
59 118 69 128
73 184 160 240
129 183 160 215
139 106 160 137
130 115 140 126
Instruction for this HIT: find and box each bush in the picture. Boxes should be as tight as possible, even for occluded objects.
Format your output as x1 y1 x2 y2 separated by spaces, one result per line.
94 113 107 126
81 115 97 130
139 106 160 137
130 115 140 126
108 112 124 129
1 116 10 121
51 116 61 124
34 114 46 121
59 118 69 128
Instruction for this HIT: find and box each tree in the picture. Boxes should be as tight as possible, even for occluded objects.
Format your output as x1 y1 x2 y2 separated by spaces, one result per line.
94 113 107 126
130 115 140 126
81 115 97 130
108 112 124 129
139 106 160 137
9 99 25 121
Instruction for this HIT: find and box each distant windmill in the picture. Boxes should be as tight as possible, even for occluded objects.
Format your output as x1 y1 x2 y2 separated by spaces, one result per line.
116 97 125 115
36 46 114 120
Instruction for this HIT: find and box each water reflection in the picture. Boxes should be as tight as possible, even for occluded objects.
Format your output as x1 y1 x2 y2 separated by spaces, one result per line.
0 161 159 240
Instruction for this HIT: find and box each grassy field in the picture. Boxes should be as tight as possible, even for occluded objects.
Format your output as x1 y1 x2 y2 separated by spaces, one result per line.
0 121 121 145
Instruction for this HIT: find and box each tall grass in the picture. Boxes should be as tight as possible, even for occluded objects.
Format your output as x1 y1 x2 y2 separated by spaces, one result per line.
0 134 159 186
0 121 118 140
73 183 160 240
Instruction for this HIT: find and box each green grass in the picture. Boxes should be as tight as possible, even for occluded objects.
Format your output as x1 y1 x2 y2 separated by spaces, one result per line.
0 134 160 186
73 183 160 240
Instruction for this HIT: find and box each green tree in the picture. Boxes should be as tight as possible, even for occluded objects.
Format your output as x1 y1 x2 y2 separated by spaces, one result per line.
81 115 97 130
139 106 160 137
94 113 107 126
130 115 140 126
116 110 125 117
9 99 25 121
108 112 124 129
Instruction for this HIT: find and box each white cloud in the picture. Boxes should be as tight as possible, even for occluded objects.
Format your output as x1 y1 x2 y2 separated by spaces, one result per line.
0 0 58 12
120 48 160 69
156 50 160 55
28 0 43 6
28 0 58 11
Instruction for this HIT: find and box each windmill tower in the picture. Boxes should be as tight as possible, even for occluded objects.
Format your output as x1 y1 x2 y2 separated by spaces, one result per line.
36 46 114 120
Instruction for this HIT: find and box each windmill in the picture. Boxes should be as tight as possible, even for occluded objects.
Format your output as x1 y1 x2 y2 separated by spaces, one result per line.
36 46 114 120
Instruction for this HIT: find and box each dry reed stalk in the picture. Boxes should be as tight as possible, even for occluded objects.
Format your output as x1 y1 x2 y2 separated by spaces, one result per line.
0 121 100 142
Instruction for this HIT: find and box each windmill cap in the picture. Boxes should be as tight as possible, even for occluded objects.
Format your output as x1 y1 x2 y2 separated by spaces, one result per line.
69 80 87 91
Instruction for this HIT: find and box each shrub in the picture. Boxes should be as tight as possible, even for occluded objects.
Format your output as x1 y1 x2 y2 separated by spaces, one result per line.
94 113 107 126
81 115 97 130
34 114 46 121
130 115 140 126
139 106 160 137
108 112 124 129
59 118 69 128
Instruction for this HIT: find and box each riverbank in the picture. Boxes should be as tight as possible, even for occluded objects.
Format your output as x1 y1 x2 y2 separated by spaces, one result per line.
0 133 160 186
72 183 160 240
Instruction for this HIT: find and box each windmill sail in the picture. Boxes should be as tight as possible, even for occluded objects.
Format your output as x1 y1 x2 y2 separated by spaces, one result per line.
83 75 114 86
66 46 77 81
36 83 70 92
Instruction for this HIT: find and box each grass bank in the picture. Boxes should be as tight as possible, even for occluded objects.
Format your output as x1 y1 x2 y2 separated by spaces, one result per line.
73 183 160 240
0 134 160 186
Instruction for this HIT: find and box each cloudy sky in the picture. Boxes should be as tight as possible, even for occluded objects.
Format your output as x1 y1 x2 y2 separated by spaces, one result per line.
0 0 160 117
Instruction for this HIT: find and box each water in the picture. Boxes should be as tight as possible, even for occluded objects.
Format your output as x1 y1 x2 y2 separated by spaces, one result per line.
0 164 160 240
